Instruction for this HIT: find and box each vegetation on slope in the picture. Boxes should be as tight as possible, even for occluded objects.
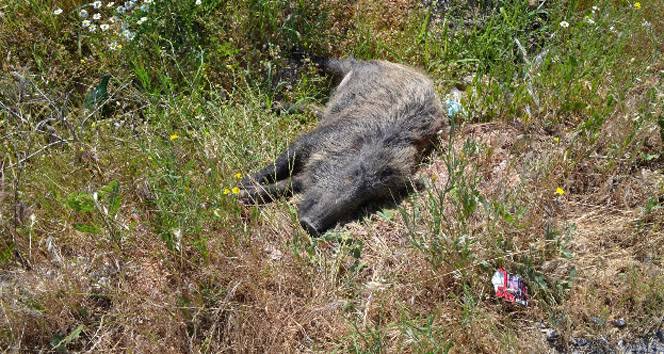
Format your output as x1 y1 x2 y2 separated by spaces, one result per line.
0 0 662 352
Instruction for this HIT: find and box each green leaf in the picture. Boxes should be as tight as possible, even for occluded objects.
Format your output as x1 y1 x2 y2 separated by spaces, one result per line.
377 209 395 221
84 74 111 109
217 41 240 57
644 153 660 161
132 61 151 91
66 192 95 213
74 223 101 234
99 180 121 217
51 324 85 351
535 274 549 290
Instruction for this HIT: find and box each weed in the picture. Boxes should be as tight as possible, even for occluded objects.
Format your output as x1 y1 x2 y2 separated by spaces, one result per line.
0 0 662 351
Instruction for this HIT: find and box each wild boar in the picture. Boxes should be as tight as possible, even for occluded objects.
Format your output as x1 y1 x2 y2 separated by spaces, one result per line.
239 58 448 235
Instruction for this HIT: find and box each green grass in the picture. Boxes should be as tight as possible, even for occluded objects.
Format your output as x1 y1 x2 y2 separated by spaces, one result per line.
1 0 663 352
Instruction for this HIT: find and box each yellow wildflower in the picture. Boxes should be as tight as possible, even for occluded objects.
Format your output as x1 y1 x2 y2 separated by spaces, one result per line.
234 172 243 179
169 133 179 141
231 187 240 195
555 187 565 196
634 2 641 9
553 136 560 144
223 188 231 195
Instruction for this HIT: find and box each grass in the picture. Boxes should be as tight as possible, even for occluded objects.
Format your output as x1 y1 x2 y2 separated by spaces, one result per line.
1 0 663 352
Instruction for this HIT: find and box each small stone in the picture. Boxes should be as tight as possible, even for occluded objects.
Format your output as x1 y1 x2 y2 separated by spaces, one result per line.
573 337 589 347
545 329 559 342
613 318 626 328
264 245 283 261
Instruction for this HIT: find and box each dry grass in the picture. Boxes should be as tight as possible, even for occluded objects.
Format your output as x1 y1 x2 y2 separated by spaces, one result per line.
1 0 663 352
1 120 662 352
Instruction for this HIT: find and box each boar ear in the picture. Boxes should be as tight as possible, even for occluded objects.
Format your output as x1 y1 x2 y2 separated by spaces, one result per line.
384 128 431 148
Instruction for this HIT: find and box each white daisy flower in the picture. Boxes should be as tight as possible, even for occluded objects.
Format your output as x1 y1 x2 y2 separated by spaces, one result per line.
82 19 91 27
117 6 125 13
53 8 63 15
100 23 110 31
93 13 102 20
122 29 135 40
145 0 153 3
107 2 115 7
109 41 119 50
137 16 148 25
584 16 595 24
89 24 97 32
559 20 570 28
195 0 202 5
91 1 103 9
79 9 89 18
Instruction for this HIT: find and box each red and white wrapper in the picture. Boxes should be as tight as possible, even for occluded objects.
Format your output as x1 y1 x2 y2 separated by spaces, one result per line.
492 268 528 306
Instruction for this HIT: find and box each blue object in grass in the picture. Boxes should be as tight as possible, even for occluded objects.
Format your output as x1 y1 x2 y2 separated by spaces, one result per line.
446 99 463 118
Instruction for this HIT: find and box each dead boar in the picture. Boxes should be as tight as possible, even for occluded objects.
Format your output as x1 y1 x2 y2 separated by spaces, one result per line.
239 58 448 235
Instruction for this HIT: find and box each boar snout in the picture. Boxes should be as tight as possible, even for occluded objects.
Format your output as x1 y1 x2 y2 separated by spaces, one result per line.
299 217 321 237
298 186 364 236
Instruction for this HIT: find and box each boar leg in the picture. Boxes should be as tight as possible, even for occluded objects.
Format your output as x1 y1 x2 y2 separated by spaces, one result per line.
239 178 303 204
239 141 307 189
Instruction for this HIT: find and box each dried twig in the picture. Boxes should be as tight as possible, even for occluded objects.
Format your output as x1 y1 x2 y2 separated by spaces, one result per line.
7 139 73 169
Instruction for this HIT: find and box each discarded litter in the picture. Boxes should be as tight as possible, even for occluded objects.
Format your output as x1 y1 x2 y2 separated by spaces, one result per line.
613 318 626 328
492 268 529 306
445 98 464 118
